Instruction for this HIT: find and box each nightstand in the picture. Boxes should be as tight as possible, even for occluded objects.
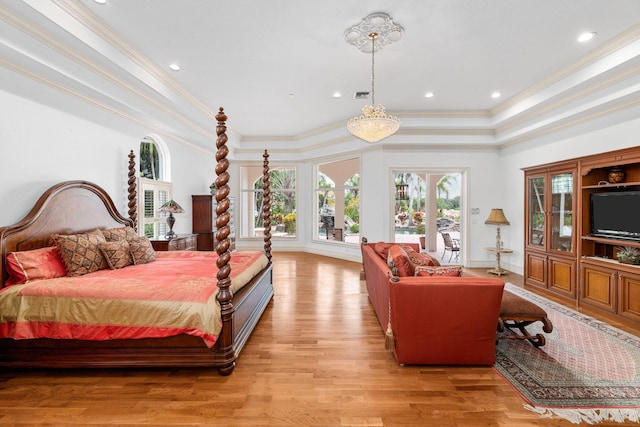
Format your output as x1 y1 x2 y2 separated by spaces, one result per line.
151 234 198 251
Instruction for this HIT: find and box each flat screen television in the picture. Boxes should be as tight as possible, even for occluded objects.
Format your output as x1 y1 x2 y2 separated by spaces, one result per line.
590 190 640 241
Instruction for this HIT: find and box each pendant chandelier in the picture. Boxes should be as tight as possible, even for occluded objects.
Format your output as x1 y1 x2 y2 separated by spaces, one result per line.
345 13 402 143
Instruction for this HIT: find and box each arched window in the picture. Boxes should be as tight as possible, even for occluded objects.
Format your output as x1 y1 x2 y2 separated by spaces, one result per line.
140 139 161 180
138 135 172 239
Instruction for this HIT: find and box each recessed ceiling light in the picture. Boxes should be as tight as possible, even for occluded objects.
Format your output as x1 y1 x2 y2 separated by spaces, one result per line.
94 0 106 4
425 92 434 98
491 92 501 99
169 63 180 71
333 92 342 98
578 32 597 43
288 93 295 98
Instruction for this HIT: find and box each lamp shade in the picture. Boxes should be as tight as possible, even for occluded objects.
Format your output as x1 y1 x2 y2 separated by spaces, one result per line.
159 200 184 214
485 208 510 225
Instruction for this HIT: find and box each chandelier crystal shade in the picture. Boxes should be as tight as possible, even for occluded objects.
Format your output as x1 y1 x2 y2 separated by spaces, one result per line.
345 13 402 143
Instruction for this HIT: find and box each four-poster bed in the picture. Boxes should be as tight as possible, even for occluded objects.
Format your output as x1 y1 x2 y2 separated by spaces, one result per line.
0 108 273 375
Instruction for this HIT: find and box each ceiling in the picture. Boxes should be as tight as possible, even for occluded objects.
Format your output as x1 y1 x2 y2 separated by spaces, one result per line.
2 0 640 153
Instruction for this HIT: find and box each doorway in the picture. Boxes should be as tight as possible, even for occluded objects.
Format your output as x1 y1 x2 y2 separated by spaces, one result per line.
393 170 463 265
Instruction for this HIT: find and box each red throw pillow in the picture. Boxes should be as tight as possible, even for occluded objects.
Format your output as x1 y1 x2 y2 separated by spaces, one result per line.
387 244 413 276
414 266 463 277
373 242 393 261
5 246 67 285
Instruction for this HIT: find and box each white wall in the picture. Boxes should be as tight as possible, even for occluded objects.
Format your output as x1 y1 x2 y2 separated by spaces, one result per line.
0 89 215 234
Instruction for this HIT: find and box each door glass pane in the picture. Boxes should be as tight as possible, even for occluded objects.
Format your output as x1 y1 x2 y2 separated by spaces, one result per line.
551 173 573 252
529 177 545 247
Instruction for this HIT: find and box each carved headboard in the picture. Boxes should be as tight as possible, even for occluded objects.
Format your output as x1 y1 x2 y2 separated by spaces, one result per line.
0 180 133 286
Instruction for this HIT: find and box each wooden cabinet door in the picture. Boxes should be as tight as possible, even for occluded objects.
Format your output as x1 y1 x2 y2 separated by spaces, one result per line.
618 270 640 323
548 171 576 256
548 255 576 297
525 251 547 289
526 174 546 250
581 264 617 312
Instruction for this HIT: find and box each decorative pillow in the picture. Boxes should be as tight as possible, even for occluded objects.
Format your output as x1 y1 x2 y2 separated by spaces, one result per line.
404 245 441 269
101 226 137 242
373 242 393 261
5 246 67 285
52 230 108 276
99 240 132 269
129 236 156 265
414 266 463 277
387 244 413 276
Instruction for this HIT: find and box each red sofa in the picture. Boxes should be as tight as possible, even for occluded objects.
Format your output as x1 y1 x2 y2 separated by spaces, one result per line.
361 239 505 365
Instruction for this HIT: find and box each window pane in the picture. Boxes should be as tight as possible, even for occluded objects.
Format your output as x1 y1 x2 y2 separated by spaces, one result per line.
144 190 154 218
140 141 161 180
241 166 296 238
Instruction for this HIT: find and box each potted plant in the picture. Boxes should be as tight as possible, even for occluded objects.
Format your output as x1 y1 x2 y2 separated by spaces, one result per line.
617 246 640 265
416 222 426 250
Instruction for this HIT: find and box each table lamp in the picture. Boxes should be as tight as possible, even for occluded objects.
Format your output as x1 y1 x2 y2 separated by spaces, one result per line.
485 208 510 249
159 199 184 239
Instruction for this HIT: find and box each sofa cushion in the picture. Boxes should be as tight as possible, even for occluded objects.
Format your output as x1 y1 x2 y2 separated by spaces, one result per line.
387 244 413 276
373 242 393 261
414 266 463 277
404 245 441 269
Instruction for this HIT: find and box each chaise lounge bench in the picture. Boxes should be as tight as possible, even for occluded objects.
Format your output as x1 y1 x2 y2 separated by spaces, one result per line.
498 289 553 347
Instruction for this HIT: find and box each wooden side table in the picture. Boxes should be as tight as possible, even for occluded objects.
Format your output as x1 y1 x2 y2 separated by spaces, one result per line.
151 234 198 252
485 246 513 276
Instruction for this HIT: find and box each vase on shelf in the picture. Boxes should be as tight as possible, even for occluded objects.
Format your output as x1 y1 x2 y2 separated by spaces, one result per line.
608 167 625 184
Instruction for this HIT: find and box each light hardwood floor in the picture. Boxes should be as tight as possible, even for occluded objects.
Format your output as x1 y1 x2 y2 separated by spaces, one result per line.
0 252 637 426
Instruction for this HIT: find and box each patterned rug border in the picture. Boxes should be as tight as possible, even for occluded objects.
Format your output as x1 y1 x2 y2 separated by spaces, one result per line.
495 283 640 425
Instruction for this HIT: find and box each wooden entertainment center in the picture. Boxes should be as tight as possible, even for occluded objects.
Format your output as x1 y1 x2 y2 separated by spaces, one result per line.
524 146 640 326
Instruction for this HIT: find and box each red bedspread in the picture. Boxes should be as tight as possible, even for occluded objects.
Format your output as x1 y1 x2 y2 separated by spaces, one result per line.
0 251 268 347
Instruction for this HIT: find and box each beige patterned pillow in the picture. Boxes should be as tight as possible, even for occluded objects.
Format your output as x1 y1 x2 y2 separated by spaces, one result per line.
414 266 463 277
129 236 156 265
404 246 441 269
101 226 137 242
52 229 108 276
99 240 132 269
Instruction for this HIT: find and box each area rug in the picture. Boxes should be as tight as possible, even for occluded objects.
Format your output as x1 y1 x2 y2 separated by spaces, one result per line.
495 283 640 424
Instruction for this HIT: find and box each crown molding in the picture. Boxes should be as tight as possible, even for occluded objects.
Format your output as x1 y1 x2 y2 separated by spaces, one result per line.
0 57 213 157
491 22 640 117
499 94 640 149
3 1 640 158
14 0 241 142
495 62 640 136
49 0 223 122
395 128 495 136
395 110 491 119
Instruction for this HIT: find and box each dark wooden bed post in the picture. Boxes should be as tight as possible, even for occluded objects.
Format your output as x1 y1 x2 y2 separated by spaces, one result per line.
127 150 137 231
262 150 272 263
213 107 235 375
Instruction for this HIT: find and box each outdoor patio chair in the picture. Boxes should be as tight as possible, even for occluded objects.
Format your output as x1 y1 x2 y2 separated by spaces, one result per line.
440 232 460 261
